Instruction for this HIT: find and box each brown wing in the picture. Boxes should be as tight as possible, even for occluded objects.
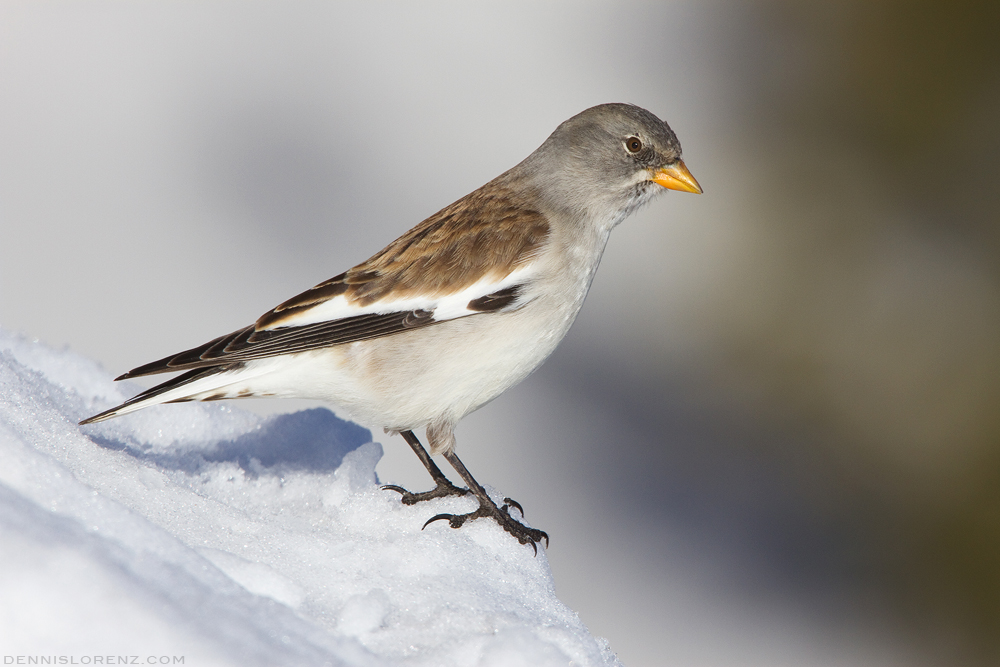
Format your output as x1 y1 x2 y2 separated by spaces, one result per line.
257 178 550 328
118 178 549 380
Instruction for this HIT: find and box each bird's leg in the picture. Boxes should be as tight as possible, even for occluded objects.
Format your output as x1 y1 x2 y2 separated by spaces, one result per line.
423 450 549 554
381 430 469 504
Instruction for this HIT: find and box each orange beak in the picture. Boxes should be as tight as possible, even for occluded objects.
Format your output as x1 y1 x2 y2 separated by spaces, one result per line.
651 160 703 194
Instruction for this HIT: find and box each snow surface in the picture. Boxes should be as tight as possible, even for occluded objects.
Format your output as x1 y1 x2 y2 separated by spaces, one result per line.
0 328 621 667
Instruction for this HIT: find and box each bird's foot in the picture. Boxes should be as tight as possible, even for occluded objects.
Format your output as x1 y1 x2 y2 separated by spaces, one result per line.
422 495 549 554
382 479 469 505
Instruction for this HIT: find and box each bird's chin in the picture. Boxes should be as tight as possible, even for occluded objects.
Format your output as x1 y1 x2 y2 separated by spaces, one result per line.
623 182 663 218
600 191 651 231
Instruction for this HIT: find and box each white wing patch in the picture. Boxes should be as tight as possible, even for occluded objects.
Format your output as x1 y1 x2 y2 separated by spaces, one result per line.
259 264 540 332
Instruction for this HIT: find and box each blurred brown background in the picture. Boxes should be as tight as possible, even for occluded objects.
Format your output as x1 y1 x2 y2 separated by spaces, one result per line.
2 1 999 665
713 1 1000 661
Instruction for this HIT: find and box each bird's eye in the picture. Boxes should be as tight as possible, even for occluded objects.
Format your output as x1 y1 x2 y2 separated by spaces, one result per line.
625 136 643 153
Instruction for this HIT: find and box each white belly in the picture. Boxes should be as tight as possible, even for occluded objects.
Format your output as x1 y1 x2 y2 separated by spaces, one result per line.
262 291 580 431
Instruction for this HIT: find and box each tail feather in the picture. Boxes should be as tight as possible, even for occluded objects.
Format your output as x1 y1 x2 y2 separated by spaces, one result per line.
80 364 241 424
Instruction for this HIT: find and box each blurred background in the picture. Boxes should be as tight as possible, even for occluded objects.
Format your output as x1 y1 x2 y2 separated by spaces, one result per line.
2 1 999 665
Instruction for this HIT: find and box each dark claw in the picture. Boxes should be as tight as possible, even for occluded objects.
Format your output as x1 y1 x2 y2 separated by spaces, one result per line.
422 513 464 530
392 438 548 553
502 497 524 516
420 499 548 554
381 480 469 505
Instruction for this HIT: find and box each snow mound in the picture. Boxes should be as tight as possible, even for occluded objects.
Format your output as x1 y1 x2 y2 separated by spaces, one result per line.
0 329 620 667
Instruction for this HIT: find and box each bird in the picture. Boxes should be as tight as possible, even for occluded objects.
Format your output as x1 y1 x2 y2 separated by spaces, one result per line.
80 103 702 551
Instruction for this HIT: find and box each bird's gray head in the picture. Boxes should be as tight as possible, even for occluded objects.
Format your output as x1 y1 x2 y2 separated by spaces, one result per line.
522 103 701 229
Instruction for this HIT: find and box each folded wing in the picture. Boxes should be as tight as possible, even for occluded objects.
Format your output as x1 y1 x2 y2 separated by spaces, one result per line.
119 180 549 380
